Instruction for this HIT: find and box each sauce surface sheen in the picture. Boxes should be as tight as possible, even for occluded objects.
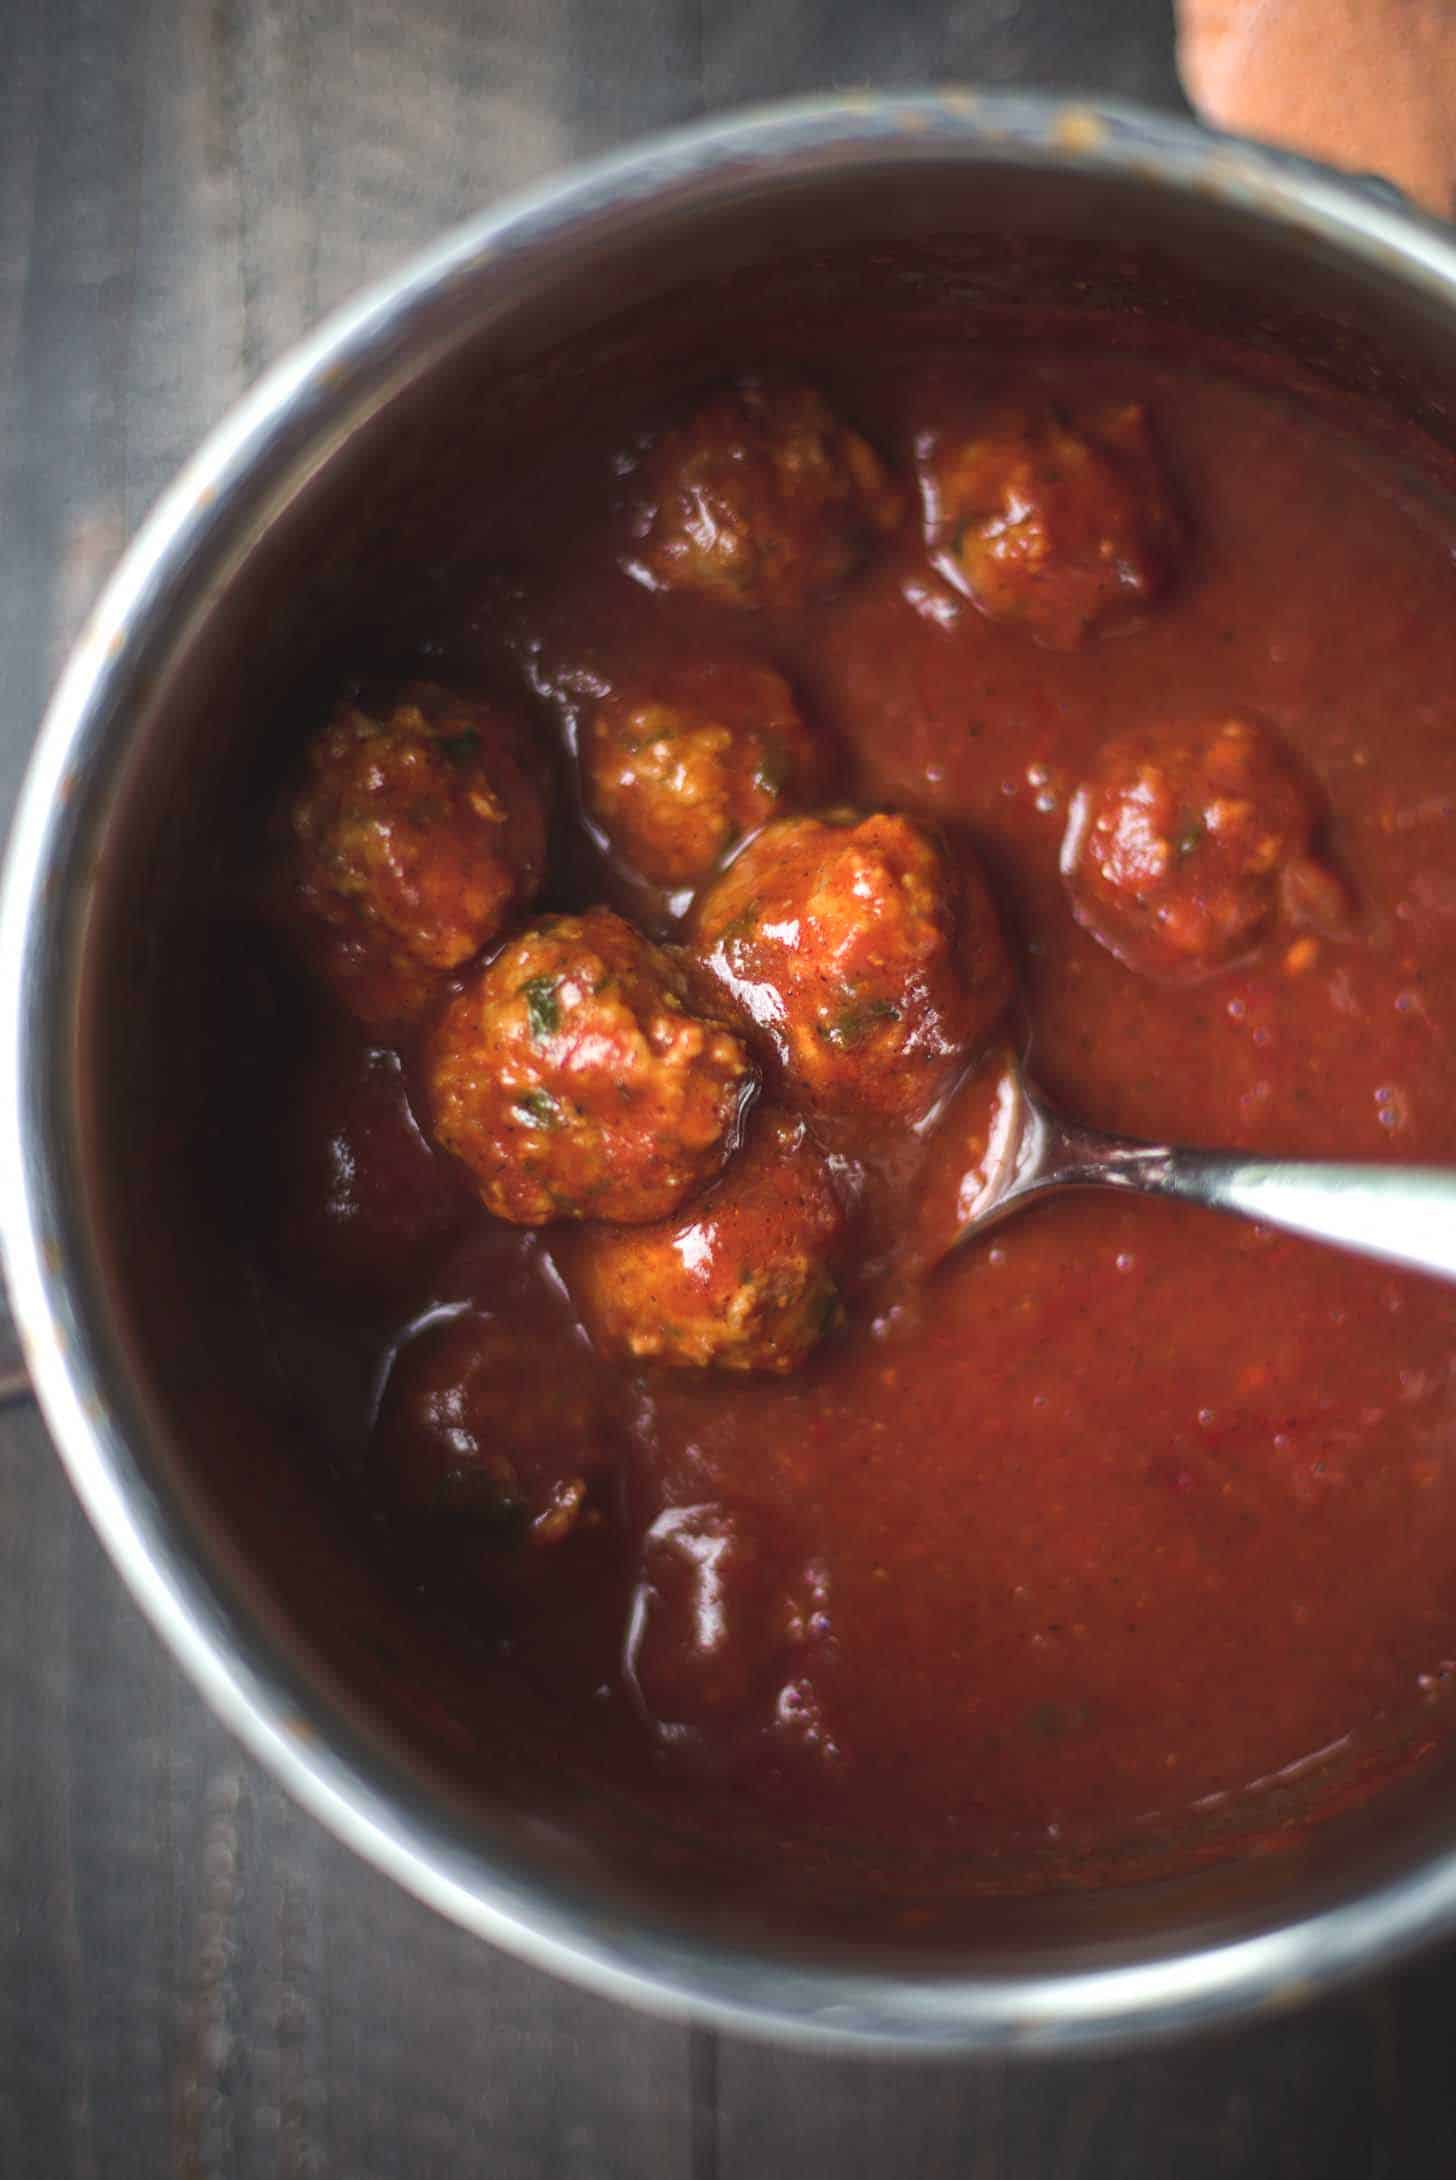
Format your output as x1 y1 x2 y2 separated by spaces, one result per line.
244 352 1456 1892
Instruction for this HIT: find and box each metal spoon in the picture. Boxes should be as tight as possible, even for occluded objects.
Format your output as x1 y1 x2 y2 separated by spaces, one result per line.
948 1055 1456 1283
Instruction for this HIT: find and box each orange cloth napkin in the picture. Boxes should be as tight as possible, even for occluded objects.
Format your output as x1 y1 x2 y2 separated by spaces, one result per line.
1177 0 1456 218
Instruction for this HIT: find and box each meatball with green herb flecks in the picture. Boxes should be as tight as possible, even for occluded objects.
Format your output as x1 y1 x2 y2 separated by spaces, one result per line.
623 382 903 610
584 662 823 889
570 1110 847 1374
1061 716 1346 981
691 812 1010 1125
374 1311 617 1544
918 403 1178 649
428 907 757 1225
283 681 549 1031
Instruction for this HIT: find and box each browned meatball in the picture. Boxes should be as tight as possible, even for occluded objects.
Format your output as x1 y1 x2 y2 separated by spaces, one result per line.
571 1110 846 1374
429 907 757 1225
623 382 903 610
283 681 549 1031
691 812 1010 1125
1062 716 1344 980
584 663 823 888
374 1310 615 1544
919 403 1177 649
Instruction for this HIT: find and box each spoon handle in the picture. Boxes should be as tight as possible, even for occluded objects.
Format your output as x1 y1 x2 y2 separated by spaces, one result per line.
1166 1153 1456 1283
1019 1099 1456 1282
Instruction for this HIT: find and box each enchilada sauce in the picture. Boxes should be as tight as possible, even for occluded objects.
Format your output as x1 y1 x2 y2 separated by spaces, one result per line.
255 353 1456 1888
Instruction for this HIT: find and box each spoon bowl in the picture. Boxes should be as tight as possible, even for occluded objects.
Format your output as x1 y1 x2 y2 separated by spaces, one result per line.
949 1048 1456 1284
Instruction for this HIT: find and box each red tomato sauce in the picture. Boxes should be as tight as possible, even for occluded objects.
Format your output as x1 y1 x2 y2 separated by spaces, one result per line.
236 351 1456 1897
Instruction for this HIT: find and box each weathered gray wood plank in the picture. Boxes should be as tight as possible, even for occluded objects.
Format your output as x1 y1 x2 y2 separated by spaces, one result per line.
715 1961 1456 2178
9 0 1456 2174
0 1404 699 2180
701 0 1185 111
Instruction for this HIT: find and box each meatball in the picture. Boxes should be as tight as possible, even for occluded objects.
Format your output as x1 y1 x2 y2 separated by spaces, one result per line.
622 382 903 610
374 1310 615 1544
1061 716 1341 980
691 812 1010 1125
277 1038 467 1305
584 663 823 889
284 681 549 1031
428 906 757 1225
626 1502 839 1760
919 403 1177 648
571 1110 846 1374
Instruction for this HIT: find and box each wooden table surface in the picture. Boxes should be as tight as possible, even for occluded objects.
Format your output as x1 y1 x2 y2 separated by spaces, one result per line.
6 2 1456 2172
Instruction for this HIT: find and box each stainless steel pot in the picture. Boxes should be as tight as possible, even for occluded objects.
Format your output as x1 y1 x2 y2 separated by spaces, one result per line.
7 91 1456 2054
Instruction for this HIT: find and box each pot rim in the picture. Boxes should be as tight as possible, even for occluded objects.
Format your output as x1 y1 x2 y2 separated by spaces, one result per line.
7 88 1456 2054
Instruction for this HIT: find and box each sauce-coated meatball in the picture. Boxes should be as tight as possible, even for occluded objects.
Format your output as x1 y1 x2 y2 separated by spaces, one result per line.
584 663 823 888
692 812 1010 1124
919 403 1177 648
1062 716 1340 980
571 1110 846 1374
429 907 757 1225
623 382 903 610
284 682 549 1030
625 1502 839 1761
375 1311 615 1544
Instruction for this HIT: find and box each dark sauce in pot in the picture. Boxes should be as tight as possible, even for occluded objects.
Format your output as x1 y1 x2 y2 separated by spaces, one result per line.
225 344 1456 1903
